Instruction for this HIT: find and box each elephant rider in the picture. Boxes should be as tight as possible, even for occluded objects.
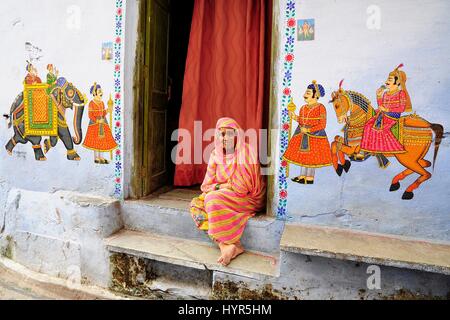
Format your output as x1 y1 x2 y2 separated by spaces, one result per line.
46 64 59 94
24 61 42 85
360 64 411 157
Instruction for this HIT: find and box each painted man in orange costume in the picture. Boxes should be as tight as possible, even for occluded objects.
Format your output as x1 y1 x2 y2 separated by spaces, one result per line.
360 64 412 156
83 83 117 164
283 81 332 184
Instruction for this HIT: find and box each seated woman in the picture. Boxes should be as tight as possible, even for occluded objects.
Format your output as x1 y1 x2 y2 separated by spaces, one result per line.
190 117 266 266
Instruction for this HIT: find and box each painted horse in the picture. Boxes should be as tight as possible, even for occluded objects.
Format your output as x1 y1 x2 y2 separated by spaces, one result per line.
4 77 86 161
330 80 444 200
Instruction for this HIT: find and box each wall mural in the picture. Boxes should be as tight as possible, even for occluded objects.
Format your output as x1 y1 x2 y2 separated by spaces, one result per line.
277 1 445 221
4 61 87 162
113 0 124 198
277 0 297 220
2 0 125 198
283 81 332 185
83 83 118 164
297 19 315 41
4 64 119 163
329 67 443 200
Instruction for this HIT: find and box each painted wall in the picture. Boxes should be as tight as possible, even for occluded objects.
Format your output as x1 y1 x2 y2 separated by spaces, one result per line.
275 0 450 242
0 0 127 206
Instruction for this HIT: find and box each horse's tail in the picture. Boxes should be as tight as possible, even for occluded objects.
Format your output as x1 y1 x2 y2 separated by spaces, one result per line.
430 123 444 170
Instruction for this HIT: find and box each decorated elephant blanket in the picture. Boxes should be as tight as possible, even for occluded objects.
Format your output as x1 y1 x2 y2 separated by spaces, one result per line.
23 83 58 136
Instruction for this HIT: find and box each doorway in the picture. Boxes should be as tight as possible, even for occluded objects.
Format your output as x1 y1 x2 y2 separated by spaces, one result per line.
132 0 195 198
132 0 273 199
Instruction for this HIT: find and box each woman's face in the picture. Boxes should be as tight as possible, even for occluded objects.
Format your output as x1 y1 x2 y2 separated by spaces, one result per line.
217 127 237 152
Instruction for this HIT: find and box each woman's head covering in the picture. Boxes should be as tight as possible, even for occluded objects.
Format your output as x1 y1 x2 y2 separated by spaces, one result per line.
207 117 265 202
389 63 412 112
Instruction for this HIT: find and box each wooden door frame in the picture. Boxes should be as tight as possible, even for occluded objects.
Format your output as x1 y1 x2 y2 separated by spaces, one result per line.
130 0 147 199
132 0 171 199
131 0 282 212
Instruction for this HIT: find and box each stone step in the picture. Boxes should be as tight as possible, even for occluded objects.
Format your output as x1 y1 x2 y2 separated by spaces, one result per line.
281 223 450 275
121 197 284 254
105 229 280 281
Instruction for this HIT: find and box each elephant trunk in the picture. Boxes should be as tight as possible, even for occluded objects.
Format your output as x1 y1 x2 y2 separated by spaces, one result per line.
72 104 85 145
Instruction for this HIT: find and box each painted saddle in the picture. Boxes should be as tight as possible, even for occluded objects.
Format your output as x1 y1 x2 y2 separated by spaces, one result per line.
23 83 58 137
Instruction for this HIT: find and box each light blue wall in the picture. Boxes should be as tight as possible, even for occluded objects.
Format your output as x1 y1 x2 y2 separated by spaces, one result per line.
281 0 450 242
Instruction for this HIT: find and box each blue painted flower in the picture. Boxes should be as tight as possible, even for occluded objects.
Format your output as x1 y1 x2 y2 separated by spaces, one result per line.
277 207 287 218
287 1 295 11
285 70 292 81
286 36 294 45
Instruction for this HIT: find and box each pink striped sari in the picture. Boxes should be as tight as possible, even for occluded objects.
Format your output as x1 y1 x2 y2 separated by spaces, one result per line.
190 118 266 245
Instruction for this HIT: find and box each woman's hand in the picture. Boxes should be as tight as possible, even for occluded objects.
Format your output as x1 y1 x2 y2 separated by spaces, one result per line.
220 183 232 190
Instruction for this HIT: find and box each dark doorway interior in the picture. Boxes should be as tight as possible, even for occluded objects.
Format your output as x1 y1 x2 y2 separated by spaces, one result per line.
166 0 196 186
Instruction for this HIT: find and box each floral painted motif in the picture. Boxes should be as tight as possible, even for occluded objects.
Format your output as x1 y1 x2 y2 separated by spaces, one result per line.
113 0 124 198
277 0 296 220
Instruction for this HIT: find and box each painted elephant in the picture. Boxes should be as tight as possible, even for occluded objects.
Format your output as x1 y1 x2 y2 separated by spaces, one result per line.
5 78 86 161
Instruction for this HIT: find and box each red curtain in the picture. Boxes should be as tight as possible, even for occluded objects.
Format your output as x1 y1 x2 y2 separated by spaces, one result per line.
174 0 272 186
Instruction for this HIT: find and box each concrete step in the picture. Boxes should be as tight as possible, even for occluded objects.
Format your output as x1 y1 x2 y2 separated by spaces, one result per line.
281 223 450 275
105 229 280 281
121 196 284 254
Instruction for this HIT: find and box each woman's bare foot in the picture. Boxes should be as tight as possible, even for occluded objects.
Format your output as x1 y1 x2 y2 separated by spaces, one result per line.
217 242 245 266
232 241 245 259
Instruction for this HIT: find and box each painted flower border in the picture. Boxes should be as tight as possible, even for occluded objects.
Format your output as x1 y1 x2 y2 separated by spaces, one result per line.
277 0 296 220
113 0 124 198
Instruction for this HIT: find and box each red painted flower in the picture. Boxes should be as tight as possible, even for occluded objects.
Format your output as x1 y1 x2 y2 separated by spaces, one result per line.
115 93 121 100
115 37 121 44
115 64 121 72
116 121 121 127
116 149 121 156
280 190 288 199
287 18 296 28
115 177 121 184
282 123 290 131
117 8 123 16
283 88 291 96
285 54 294 63
281 160 288 168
